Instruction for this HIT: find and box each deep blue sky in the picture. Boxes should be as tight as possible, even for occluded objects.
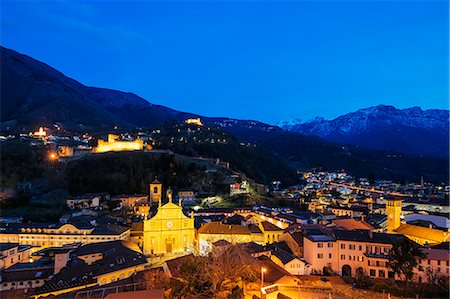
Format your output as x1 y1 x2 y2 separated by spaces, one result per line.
1 0 448 124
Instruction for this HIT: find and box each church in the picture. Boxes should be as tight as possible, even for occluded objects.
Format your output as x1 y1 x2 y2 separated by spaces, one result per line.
142 180 196 255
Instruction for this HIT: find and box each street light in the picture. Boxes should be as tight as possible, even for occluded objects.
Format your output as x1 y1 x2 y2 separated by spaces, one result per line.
261 267 267 291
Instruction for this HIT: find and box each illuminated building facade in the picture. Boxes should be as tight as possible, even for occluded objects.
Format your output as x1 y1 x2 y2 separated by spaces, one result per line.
143 186 195 255
93 134 144 153
0 223 130 250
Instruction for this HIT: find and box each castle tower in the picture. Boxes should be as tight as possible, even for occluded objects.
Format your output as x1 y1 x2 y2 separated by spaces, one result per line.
149 179 162 205
386 198 402 233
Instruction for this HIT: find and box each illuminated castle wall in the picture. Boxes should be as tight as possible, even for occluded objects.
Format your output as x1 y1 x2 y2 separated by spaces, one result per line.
185 118 203 126
93 134 144 153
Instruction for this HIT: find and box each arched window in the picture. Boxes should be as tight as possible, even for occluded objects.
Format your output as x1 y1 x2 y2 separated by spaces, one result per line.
153 187 158 194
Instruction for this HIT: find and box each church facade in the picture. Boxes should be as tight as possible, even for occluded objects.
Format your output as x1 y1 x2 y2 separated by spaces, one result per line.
142 184 195 255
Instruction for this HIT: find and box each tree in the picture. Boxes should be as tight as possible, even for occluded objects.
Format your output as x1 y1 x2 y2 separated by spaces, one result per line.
425 267 449 294
177 244 259 298
388 238 426 283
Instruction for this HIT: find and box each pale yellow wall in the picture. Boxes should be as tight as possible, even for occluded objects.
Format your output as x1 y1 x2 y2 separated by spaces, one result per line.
198 233 254 245
97 264 145 285
386 200 402 232
0 246 32 269
0 233 19 243
11 226 130 250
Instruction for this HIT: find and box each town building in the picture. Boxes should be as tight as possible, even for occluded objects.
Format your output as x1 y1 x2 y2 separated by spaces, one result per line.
0 222 130 250
303 229 406 278
142 187 195 255
66 193 108 210
0 243 33 269
31 241 147 298
386 199 402 233
197 220 284 248
111 194 148 208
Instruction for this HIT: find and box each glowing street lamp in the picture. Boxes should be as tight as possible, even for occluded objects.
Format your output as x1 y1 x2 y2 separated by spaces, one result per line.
49 152 58 161
261 267 267 290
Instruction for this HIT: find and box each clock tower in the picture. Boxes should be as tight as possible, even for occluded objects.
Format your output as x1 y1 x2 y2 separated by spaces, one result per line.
386 198 402 233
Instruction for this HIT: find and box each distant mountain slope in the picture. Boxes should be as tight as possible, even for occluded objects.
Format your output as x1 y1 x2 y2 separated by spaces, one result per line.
1 46 448 183
279 105 449 158
0 46 196 129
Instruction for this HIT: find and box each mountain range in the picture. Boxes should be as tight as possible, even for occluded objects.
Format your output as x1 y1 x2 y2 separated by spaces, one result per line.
278 106 449 158
1 46 448 183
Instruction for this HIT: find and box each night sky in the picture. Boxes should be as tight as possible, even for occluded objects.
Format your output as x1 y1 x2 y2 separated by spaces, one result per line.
1 0 448 124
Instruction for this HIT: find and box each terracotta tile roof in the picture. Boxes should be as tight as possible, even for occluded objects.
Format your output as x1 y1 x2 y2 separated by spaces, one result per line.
395 224 450 244
164 254 193 278
198 222 251 235
334 230 404 244
332 219 374 231
421 248 449 261
261 221 283 231
257 255 295 284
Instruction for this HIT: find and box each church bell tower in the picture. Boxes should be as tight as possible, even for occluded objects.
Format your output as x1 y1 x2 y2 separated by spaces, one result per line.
149 178 162 205
386 198 402 233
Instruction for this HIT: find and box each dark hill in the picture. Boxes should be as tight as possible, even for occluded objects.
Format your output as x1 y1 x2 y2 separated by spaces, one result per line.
1 46 448 183
1 46 196 130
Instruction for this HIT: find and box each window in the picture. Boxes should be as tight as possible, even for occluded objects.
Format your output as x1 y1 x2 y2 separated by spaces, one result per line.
388 271 395 279
328 243 333 248
349 245 355 250
446 261 449 267
318 254 323 259
369 269 376 277
340 244 345 249
19 282 24 286
317 243 323 248
378 270 385 278
358 245 362 251
418 276 422 283
341 255 345 260
329 253 332 258
438 260 441 266
3 283 7 287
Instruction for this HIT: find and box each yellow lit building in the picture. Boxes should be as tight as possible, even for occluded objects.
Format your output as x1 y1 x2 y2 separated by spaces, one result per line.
143 187 195 255
32 127 46 138
386 199 402 233
185 118 203 126
395 223 450 246
93 134 144 153
197 221 284 246
1 223 130 250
